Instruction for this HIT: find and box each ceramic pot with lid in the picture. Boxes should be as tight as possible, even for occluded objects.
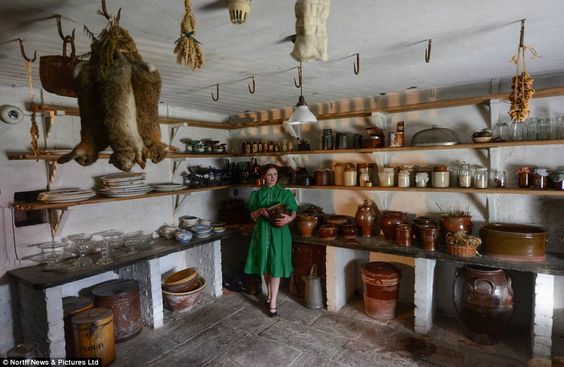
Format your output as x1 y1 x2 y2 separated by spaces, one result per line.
411 125 460 146
355 199 377 237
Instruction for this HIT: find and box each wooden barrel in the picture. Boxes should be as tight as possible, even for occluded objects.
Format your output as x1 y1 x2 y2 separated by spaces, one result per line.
71 307 115 366
92 279 143 342
63 296 94 357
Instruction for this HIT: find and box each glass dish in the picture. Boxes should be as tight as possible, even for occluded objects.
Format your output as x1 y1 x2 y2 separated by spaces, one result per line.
67 233 94 268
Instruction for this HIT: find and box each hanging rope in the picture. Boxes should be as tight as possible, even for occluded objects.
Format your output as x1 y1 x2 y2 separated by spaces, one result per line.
174 0 203 71
24 59 40 161
508 20 538 122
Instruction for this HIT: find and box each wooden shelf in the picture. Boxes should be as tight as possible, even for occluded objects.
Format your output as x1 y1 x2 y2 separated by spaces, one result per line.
14 185 233 210
7 140 563 161
236 184 564 196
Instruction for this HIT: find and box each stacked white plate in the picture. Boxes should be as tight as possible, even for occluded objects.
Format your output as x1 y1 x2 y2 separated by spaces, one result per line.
38 188 96 203
97 172 152 197
151 183 187 192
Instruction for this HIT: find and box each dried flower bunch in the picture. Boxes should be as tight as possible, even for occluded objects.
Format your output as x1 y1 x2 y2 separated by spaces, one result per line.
436 203 471 217
446 231 482 248
174 0 203 71
508 20 538 122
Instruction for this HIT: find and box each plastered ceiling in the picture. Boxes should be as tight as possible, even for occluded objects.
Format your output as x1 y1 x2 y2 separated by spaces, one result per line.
1 0 564 121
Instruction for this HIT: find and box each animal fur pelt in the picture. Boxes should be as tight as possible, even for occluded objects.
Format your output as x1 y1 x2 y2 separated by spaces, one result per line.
58 62 109 166
58 14 167 171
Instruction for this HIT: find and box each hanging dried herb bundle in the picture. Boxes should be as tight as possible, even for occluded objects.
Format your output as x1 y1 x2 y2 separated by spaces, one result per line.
24 58 40 160
508 20 538 122
174 0 203 71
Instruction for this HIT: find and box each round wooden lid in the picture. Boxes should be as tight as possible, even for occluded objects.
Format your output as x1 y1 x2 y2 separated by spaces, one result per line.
71 307 113 325
63 296 94 316
92 279 139 298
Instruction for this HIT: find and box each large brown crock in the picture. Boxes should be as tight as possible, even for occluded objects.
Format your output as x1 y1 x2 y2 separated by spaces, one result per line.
297 214 317 237
266 203 290 227
380 211 407 241
440 215 472 239
480 223 548 262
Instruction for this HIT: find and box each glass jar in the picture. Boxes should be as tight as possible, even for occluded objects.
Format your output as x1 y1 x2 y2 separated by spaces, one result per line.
526 117 538 140
494 170 506 187
537 118 551 140
321 128 334 150
550 171 564 190
533 168 549 189
357 163 370 187
511 121 526 141
432 166 449 188
379 167 395 187
344 166 358 186
493 121 511 141
458 163 472 188
518 167 533 188
474 167 489 188
398 169 410 188
415 172 429 187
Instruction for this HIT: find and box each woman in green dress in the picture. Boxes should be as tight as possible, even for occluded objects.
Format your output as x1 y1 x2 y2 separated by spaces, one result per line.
244 164 297 317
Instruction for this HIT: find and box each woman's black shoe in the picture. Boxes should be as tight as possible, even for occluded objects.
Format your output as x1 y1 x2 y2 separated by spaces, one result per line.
268 308 278 317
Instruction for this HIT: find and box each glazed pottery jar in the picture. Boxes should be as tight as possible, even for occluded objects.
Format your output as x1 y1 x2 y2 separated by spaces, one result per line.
394 224 413 247
342 224 357 240
314 169 331 186
334 163 353 186
318 224 337 240
380 211 407 241
453 266 514 345
297 215 317 237
266 203 290 227
355 199 376 237
432 165 449 188
419 224 440 251
413 216 435 241
344 166 358 186
440 215 472 239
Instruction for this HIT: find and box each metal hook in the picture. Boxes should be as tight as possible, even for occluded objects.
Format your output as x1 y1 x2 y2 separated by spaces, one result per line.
211 83 220 101
248 76 256 94
17 38 37 63
55 15 76 57
100 0 111 19
353 53 360 75
425 39 432 63
55 15 65 40
294 62 302 89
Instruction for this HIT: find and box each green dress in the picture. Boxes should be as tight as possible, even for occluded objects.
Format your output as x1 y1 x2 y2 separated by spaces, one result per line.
244 183 298 278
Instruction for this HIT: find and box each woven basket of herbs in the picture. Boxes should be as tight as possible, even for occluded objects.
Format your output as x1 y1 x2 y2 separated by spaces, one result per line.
445 231 481 257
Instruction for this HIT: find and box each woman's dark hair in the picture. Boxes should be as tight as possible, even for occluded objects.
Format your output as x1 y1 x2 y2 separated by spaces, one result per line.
261 163 279 176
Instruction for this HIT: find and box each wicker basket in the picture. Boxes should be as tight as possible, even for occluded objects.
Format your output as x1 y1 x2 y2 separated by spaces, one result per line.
446 243 478 257
39 55 79 98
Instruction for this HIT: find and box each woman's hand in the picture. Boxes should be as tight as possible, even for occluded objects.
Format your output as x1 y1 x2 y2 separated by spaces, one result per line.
252 208 269 220
275 213 295 227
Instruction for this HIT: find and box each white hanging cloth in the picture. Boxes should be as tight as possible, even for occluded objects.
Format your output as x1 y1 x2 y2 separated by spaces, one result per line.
291 0 331 62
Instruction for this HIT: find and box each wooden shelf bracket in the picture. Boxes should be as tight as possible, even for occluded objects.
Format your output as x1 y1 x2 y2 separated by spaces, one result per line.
48 207 72 240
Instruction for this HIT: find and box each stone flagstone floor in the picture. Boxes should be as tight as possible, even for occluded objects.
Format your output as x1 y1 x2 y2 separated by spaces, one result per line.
114 290 562 367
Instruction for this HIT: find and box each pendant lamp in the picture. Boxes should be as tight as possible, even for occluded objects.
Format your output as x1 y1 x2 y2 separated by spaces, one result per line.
288 63 317 125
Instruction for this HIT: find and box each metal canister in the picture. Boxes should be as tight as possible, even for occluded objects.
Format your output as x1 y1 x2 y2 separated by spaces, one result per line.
71 308 115 366
63 296 94 357
92 279 143 342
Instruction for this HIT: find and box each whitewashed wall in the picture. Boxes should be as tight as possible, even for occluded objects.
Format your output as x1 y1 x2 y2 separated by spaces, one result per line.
0 85 230 353
230 95 564 331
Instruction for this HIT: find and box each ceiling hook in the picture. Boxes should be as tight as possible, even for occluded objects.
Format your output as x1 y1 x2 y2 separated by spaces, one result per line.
55 15 66 40
211 83 220 101
55 15 76 57
519 19 526 48
17 38 37 63
353 53 360 75
425 39 432 63
248 76 256 94
294 62 302 89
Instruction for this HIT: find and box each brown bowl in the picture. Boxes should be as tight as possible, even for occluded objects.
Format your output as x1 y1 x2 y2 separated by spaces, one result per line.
162 276 206 313
480 223 548 262
162 268 198 293
319 224 337 240
266 203 290 227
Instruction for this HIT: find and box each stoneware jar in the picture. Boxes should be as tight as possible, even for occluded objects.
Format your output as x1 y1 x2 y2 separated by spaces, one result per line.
413 216 435 242
318 224 337 240
380 211 407 241
440 215 472 239
394 224 413 247
297 214 317 237
355 199 376 237
419 224 440 251
314 169 331 186
342 224 357 240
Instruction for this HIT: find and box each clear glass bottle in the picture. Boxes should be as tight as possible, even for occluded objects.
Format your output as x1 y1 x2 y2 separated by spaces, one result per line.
474 167 489 188
458 163 472 188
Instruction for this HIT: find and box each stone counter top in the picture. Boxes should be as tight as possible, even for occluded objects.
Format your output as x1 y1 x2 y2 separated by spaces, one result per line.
8 232 231 290
292 234 564 275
